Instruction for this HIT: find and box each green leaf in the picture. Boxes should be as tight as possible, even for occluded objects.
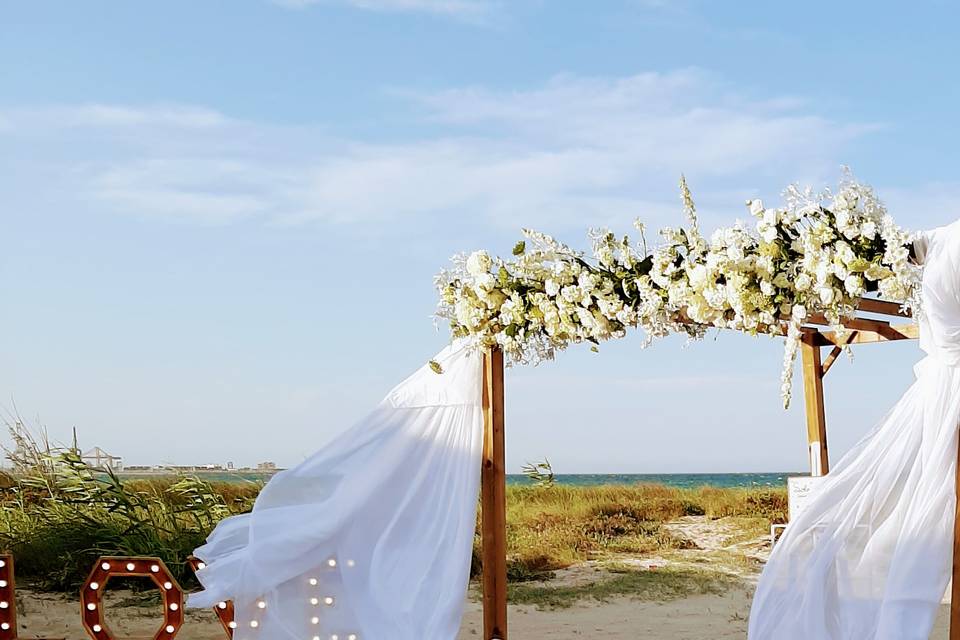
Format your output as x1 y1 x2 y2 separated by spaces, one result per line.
512 240 526 256
429 360 444 375
635 255 654 276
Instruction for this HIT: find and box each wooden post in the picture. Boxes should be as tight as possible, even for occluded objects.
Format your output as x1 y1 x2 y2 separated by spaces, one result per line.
800 333 829 476
481 347 507 640
951 433 960 640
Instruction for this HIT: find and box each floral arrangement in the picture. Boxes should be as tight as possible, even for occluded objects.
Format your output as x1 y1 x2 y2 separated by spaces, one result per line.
435 173 922 406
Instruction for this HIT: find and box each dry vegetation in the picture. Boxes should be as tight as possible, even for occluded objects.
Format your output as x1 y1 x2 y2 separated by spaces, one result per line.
0 422 787 607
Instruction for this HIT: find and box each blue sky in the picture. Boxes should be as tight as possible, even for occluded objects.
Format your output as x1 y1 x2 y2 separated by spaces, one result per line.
2 0 959 473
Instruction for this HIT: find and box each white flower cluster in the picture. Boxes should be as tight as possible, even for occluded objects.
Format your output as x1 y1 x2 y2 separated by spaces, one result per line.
436 173 922 407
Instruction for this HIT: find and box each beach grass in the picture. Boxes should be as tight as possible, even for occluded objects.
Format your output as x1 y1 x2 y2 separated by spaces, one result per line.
1 470 784 593
0 427 786 596
485 484 786 582
506 565 734 609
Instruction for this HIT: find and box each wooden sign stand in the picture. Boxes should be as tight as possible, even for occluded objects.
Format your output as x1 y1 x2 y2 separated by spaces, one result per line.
477 298 960 640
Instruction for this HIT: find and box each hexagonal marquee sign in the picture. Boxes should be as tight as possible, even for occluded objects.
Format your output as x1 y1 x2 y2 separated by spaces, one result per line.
81 557 184 640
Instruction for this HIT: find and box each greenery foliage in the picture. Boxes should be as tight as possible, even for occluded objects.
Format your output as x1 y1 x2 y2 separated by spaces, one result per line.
0 421 259 590
1 421 786 596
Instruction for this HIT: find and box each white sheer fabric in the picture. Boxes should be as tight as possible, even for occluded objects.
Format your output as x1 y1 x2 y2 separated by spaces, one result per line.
188 343 484 640
749 220 960 639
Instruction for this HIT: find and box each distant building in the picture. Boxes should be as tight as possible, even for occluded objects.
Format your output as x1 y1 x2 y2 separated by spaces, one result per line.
227 461 235 470
256 461 277 472
82 447 123 471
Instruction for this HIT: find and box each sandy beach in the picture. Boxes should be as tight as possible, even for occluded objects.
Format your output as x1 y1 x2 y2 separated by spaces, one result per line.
10 586 952 639
9 512 953 639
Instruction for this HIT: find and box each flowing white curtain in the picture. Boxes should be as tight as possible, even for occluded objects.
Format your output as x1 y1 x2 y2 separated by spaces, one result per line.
188 342 484 640
749 221 960 639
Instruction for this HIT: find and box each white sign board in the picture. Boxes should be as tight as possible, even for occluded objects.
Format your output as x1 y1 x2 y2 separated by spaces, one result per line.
788 475 826 521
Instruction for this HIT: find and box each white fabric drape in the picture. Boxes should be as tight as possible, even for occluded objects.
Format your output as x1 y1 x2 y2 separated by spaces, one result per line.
188 343 484 640
749 221 960 639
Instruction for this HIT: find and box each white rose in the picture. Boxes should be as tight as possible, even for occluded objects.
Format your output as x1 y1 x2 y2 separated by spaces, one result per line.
791 304 807 321
687 264 708 289
818 286 836 305
466 251 492 277
748 199 765 216
475 273 496 291
760 224 778 243
844 275 865 296
560 285 580 303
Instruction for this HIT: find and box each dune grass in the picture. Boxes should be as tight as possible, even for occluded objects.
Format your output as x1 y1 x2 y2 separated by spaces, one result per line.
479 483 787 583
0 424 786 594
507 565 734 609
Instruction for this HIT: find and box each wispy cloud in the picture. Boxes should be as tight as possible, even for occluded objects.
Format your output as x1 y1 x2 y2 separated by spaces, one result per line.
269 0 496 21
2 104 229 130
1 70 879 229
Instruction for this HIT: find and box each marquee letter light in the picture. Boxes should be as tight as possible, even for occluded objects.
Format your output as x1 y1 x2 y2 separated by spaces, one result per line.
186 556 234 638
80 557 184 640
0 554 60 640
0 555 16 640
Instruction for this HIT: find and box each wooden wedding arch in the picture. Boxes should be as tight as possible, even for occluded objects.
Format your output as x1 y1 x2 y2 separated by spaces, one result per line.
476 297 960 640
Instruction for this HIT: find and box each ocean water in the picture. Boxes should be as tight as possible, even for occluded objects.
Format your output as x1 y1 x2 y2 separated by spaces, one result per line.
506 472 797 488
120 471 798 488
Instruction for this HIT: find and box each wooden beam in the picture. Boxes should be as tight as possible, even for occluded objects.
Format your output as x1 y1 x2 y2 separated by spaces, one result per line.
804 312 897 335
817 323 919 346
481 347 508 640
800 333 829 476
952 432 960 640
820 331 857 377
855 297 912 318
